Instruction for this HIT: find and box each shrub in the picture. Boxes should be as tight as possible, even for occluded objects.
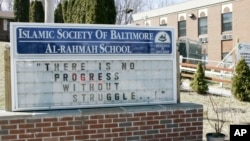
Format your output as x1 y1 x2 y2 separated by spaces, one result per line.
190 62 208 94
232 58 250 101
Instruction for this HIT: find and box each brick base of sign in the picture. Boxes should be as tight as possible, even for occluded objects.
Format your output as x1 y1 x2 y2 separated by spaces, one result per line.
0 103 203 141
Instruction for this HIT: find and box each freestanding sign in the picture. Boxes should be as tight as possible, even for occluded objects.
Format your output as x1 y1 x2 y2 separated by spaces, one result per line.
10 23 177 111
237 43 250 66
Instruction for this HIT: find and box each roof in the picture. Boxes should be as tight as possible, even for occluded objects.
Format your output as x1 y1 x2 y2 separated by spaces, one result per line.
0 11 14 19
132 0 234 21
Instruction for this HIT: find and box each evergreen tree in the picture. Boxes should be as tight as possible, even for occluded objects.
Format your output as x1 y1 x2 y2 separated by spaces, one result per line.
85 0 116 24
56 0 116 24
62 0 69 23
232 58 250 101
13 0 30 22
54 2 64 23
190 62 208 94
29 0 44 23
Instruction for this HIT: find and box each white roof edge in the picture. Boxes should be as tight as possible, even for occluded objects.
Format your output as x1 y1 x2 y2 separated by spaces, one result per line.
132 0 234 20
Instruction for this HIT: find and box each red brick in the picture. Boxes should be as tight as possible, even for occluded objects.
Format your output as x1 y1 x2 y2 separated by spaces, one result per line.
186 127 197 131
84 120 97 124
105 114 118 118
0 120 8 125
173 118 184 123
147 112 159 116
19 133 34 139
126 126 138 131
59 117 73 121
67 130 82 135
192 130 203 135
59 136 74 141
36 122 51 128
141 135 154 140
173 110 184 114
90 124 103 129
1 125 17 129
105 133 118 138
180 114 191 118
147 120 159 125
35 132 50 138
51 132 66 137
192 122 203 126
173 137 185 141
160 129 172 133
155 133 167 138
99 119 112 123
99 139 110 141
90 115 104 119
113 118 126 123
43 127 57 132
43 118 58 122
26 128 42 133
140 125 152 130
75 125 88 130
180 122 191 127
127 117 140 121
10 119 25 124
134 112 146 117
43 137 59 141
52 121 66 126
180 131 191 136
154 115 166 120
10 129 25 134
113 137 126 141
90 134 104 139
153 125 165 129
192 113 203 117
83 129 96 134
119 132 132 136
2 135 17 140
59 126 73 131
160 139 173 141
134 121 145 126
167 115 179 118
104 123 117 128
75 135 89 140
173 128 185 132
28 139 43 141
97 129 110 133
141 116 153 121
19 123 34 129
167 133 179 137
112 127 124 132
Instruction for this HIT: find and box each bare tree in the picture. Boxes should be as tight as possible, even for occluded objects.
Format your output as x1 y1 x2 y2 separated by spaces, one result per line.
6 0 13 10
0 0 3 11
115 0 145 25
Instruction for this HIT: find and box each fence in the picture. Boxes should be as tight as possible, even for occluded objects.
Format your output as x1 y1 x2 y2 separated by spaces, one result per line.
180 56 234 86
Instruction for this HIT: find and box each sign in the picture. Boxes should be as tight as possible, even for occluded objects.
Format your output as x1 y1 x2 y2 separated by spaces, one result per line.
237 43 250 66
10 23 177 111
230 125 250 141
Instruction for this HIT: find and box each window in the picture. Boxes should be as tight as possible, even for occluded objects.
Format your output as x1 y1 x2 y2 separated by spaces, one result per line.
198 17 207 35
178 20 186 37
222 12 232 32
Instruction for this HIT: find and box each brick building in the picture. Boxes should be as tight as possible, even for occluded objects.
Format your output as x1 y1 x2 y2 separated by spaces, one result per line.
0 11 14 42
132 0 250 65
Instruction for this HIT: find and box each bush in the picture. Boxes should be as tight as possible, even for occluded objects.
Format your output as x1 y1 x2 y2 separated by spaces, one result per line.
190 62 208 94
232 58 250 101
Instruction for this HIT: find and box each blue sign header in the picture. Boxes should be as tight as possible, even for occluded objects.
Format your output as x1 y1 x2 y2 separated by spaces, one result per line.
16 26 173 54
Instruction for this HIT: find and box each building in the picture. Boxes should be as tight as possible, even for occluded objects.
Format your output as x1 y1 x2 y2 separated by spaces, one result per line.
132 0 250 65
0 11 14 42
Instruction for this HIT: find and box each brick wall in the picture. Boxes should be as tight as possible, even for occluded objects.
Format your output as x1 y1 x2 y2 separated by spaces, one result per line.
0 104 203 141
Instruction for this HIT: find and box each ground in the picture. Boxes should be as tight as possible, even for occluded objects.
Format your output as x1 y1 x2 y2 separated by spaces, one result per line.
180 83 250 140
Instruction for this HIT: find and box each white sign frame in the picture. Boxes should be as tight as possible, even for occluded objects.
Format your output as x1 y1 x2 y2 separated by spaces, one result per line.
10 23 177 111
